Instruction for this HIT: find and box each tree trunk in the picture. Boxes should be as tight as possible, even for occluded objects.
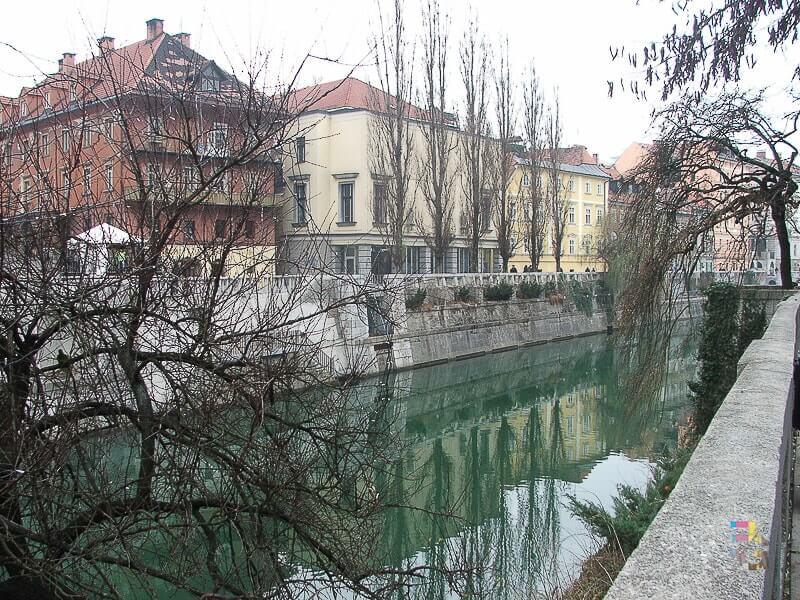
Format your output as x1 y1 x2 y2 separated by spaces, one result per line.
771 200 794 288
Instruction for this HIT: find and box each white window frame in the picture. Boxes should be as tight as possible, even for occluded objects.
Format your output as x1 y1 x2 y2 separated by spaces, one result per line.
569 239 575 255
339 182 355 223
568 206 575 224
585 207 591 225
105 162 113 191
294 181 308 224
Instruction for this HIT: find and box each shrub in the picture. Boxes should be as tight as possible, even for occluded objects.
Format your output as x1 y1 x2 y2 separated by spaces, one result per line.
517 281 543 299
544 280 558 296
483 282 514 301
568 449 691 557
455 286 472 302
569 281 594 316
404 288 427 310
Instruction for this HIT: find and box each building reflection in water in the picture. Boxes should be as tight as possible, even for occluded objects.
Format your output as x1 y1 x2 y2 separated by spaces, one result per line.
374 330 696 598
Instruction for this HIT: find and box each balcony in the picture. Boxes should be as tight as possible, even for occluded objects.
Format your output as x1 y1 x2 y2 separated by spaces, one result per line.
123 186 281 207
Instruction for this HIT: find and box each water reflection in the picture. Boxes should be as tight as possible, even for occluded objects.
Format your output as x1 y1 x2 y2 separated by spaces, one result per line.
372 330 695 598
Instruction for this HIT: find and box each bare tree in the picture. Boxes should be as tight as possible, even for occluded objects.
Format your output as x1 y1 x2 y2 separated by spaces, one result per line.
459 18 493 272
545 96 569 272
491 40 518 272
0 29 449 599
611 91 799 333
370 0 416 273
417 0 457 273
611 1 800 100
521 62 549 271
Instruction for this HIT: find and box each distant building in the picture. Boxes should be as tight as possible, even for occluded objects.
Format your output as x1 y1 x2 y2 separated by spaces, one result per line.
508 145 610 273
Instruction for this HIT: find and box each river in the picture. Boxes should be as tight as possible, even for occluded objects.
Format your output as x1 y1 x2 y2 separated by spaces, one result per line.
298 328 697 598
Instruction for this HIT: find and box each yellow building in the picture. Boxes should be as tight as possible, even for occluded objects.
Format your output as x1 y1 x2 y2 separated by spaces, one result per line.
508 153 610 273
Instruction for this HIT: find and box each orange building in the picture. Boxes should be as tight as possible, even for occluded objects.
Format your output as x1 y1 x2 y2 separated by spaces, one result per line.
0 18 281 275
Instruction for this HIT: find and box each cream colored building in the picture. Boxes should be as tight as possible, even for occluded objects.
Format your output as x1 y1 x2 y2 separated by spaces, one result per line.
509 156 609 273
278 78 500 275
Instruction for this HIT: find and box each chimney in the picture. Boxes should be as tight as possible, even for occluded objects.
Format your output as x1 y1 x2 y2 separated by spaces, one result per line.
175 32 191 48
756 150 766 160
592 153 599 164
58 52 76 73
146 18 164 40
98 36 115 53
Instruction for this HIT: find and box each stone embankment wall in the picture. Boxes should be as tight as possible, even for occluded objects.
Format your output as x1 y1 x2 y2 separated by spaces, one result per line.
380 272 609 370
606 291 800 600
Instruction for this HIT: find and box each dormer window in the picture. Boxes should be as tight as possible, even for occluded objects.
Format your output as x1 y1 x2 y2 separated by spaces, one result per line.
202 77 220 92
19 102 27 118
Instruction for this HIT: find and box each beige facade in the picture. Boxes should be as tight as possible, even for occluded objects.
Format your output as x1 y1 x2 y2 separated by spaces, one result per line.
278 82 501 275
508 160 609 273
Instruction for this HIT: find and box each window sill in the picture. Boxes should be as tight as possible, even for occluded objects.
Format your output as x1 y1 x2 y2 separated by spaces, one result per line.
291 222 309 228
337 221 357 227
373 221 388 227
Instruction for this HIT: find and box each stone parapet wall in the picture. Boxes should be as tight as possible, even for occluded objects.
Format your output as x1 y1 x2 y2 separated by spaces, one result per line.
606 291 800 600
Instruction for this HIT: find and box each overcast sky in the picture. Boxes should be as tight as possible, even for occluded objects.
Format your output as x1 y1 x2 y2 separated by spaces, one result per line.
0 0 797 162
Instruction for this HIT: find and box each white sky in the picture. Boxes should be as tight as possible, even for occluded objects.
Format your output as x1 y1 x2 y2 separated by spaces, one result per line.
0 0 797 162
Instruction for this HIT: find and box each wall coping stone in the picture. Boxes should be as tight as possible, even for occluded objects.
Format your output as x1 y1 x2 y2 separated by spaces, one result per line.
606 291 799 600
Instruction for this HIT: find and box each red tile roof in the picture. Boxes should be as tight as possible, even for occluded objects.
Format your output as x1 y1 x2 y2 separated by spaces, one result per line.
289 77 425 118
7 31 234 120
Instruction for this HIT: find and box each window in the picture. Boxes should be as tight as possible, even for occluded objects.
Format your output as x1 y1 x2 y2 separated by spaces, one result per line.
339 182 354 223
522 172 530 187
459 211 469 235
567 178 574 192
568 206 575 224
207 123 228 156
214 219 227 239
296 136 306 163
244 220 255 239
597 183 602 195
202 77 220 92
569 239 575 254
583 413 590 434
61 127 70 153
61 169 71 194
69 83 77 104
104 117 115 141
567 416 574 435
146 163 157 188
40 133 50 156
19 101 27 118
273 165 285 193
585 182 590 194
43 91 51 110
83 127 93 147
373 182 387 224
20 176 30 202
337 245 358 274
480 196 492 231
294 181 308 223
597 209 603 225
183 220 195 239
82 164 91 196
105 162 113 190
457 247 470 272
405 246 422 274
182 166 196 190
585 207 591 225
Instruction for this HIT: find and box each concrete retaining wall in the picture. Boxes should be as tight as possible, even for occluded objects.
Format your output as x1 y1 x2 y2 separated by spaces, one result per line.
399 298 607 366
606 292 799 600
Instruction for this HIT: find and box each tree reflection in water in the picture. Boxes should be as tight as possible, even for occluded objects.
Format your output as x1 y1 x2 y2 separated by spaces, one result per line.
370 330 696 599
